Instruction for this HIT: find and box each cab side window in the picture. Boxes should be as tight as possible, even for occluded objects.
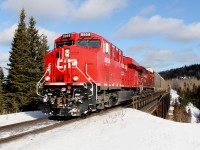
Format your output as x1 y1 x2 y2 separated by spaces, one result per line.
103 41 110 55
111 45 115 59
115 48 119 62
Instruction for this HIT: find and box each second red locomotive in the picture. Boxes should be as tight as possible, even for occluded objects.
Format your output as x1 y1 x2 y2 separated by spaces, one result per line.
37 32 165 116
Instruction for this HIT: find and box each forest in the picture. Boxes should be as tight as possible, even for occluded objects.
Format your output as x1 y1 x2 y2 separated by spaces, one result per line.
159 64 200 80
0 9 49 114
160 64 200 110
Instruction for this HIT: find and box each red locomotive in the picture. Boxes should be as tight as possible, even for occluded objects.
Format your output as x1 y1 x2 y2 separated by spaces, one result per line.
37 32 166 116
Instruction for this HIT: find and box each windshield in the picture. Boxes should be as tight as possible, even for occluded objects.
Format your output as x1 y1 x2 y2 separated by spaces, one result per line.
77 39 100 48
56 40 74 48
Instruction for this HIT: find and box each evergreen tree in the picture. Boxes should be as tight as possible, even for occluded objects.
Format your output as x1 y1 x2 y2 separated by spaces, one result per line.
6 9 49 113
27 17 49 81
159 64 200 80
7 8 29 112
0 67 4 80
0 67 5 113
37 35 49 74
25 17 49 110
0 67 4 94
0 67 3 102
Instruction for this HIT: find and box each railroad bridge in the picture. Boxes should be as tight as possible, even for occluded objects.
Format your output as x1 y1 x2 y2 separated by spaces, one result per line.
132 92 170 119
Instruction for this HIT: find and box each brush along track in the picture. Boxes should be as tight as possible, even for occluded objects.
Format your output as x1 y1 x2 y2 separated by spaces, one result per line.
0 106 124 145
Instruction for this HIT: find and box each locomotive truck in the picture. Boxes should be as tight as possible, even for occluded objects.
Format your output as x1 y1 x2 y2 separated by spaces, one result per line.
36 32 167 116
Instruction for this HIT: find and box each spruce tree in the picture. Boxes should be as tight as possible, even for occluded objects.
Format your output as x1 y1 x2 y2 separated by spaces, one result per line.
37 34 49 75
7 8 29 112
0 67 4 95
25 16 49 110
0 67 4 81
6 9 49 112
0 67 4 113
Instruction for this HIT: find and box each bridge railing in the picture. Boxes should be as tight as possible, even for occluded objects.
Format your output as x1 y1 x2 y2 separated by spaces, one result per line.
132 91 170 118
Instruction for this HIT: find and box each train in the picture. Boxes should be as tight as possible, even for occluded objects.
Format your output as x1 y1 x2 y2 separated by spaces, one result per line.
36 32 168 117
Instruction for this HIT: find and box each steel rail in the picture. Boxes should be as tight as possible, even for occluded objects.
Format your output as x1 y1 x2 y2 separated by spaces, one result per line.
0 118 49 132
0 106 123 145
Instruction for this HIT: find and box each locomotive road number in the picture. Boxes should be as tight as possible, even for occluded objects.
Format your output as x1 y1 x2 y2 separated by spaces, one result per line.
104 57 110 64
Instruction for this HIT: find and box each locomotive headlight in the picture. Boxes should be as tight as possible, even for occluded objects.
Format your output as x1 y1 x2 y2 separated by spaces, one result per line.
73 76 79 82
45 76 50 81
65 49 70 58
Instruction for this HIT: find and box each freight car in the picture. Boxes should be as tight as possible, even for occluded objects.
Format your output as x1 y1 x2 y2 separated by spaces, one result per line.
146 68 168 92
36 32 166 116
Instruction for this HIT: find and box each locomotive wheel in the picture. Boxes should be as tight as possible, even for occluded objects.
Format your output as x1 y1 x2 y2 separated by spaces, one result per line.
81 114 87 119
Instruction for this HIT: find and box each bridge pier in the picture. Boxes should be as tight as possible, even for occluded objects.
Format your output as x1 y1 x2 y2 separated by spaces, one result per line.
158 92 170 118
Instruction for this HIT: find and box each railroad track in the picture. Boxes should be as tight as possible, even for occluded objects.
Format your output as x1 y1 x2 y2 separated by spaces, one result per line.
0 106 123 145
0 118 49 132
0 93 166 145
0 117 63 144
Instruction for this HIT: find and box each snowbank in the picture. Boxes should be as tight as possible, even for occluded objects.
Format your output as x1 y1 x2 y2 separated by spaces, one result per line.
170 89 200 123
1 108 200 150
0 111 48 127
186 102 200 123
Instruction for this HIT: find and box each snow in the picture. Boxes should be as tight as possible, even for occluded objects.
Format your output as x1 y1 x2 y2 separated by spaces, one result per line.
0 111 48 127
186 103 200 123
170 89 200 123
1 108 200 150
170 89 180 105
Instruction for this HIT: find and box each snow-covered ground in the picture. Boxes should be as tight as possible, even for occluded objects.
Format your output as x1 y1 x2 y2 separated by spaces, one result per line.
186 103 200 123
170 89 200 123
0 111 48 127
1 108 200 150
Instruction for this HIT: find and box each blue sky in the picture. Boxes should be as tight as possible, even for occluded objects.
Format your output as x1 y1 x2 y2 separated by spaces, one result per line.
0 0 200 75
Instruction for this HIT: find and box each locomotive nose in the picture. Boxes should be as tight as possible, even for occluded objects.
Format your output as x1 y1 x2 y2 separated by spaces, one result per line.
56 47 71 70
53 47 79 83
